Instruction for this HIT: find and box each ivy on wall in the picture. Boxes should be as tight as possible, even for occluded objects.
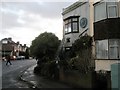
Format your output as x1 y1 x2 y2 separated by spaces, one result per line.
59 35 93 73
72 35 92 52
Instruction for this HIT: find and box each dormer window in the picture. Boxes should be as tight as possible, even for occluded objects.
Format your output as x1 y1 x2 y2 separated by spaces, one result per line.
64 16 79 34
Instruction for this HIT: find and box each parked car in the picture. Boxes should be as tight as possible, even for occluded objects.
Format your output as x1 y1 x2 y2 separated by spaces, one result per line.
16 56 25 60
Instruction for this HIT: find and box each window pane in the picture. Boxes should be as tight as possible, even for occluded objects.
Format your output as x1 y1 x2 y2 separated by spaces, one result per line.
109 47 118 59
108 6 117 18
72 22 78 32
68 23 71 33
109 39 119 59
65 25 67 33
94 2 106 22
96 40 108 59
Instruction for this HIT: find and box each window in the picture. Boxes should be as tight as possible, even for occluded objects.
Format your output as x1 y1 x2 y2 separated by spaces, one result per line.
96 40 108 59
96 39 120 59
109 39 120 59
72 23 78 32
94 2 107 22
64 16 79 34
108 5 117 18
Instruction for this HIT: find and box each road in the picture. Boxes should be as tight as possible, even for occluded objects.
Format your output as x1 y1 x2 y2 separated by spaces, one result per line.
2 59 36 89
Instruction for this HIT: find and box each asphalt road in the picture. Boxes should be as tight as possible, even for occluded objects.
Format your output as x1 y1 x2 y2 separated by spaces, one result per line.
2 59 36 89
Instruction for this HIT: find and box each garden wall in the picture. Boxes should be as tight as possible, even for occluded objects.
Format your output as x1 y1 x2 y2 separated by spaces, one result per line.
59 68 94 88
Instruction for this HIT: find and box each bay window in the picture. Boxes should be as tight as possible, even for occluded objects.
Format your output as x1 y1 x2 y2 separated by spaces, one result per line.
64 16 79 34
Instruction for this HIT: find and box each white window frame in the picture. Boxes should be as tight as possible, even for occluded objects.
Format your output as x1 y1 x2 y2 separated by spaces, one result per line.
108 5 118 18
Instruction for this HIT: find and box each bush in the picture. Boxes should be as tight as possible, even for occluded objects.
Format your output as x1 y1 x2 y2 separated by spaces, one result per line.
72 35 92 52
59 35 93 73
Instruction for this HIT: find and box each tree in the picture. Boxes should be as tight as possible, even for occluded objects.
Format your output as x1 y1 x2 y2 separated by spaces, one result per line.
30 32 60 62
25 47 30 59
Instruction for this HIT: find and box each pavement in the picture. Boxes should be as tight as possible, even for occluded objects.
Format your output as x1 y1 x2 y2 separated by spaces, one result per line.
20 65 72 89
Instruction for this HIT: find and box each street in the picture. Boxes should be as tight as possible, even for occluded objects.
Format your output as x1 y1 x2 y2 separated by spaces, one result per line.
2 59 36 89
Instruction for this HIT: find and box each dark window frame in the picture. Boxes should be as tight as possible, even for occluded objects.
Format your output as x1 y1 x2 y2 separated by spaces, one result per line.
64 16 79 35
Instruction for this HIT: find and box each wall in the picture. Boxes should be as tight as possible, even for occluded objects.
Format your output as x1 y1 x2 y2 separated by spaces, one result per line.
63 2 91 47
59 68 94 88
95 60 120 71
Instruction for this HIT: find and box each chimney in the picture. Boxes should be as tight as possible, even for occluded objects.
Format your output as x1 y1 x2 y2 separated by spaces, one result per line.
24 44 26 47
17 41 20 45
8 37 12 41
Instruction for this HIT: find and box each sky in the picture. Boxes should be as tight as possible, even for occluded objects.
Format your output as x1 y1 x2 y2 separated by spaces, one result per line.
0 0 119 47
0 0 78 46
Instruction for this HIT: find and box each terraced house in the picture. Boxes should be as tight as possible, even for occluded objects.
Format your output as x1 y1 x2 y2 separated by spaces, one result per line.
1 37 27 60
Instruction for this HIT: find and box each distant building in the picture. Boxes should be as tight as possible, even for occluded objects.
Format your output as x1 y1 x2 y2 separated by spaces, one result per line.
1 37 28 60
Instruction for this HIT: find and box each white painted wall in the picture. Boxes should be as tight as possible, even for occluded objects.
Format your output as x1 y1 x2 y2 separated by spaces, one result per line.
95 60 120 71
63 2 92 47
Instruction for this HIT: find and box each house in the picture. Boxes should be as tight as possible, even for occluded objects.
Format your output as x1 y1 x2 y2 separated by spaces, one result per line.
1 38 16 58
94 0 120 71
1 37 28 60
62 0 120 72
62 1 94 51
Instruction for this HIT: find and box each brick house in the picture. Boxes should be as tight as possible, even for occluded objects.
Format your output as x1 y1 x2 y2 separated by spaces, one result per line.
1 37 27 60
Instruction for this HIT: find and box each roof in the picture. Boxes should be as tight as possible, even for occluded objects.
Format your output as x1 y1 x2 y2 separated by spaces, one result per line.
62 1 87 15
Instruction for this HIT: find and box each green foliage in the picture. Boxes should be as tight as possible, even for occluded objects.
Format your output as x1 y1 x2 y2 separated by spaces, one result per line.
72 35 92 52
40 61 58 78
59 35 93 73
30 32 60 60
25 47 30 59
31 32 60 78
34 60 59 79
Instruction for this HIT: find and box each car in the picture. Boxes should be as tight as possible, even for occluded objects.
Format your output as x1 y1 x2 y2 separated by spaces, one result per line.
16 56 25 60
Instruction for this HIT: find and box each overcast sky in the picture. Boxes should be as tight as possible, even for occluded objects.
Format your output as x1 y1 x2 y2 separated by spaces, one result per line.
0 0 78 46
1 0 119 46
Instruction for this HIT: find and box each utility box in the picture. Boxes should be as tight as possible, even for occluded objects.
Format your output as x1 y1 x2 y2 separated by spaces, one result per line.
111 63 120 90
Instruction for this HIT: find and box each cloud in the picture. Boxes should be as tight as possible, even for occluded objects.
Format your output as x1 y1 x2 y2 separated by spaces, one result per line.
1 2 69 29
0 1 76 46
